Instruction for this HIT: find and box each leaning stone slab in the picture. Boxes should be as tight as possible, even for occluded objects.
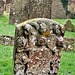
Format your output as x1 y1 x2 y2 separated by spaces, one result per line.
6 3 11 13
64 20 74 32
62 37 75 52
0 35 14 46
13 18 65 75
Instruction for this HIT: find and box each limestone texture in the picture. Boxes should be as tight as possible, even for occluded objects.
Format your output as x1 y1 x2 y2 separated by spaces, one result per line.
64 20 74 32
9 0 67 25
0 35 14 45
62 37 75 52
51 0 67 19
13 18 65 75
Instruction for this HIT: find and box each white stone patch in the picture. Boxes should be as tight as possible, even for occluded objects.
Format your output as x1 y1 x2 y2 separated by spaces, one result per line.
31 60 33 63
13 12 15 15
23 56 26 59
41 48 43 51
48 40 50 42
58 36 63 41
53 47 57 50
35 57 39 59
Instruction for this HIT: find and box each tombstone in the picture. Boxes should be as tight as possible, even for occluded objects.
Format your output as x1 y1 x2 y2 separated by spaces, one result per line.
13 18 65 75
64 20 74 32
62 37 75 52
6 0 11 4
9 0 68 25
51 0 67 19
0 35 14 46
6 3 11 13
0 0 4 17
9 0 52 25
5 0 11 13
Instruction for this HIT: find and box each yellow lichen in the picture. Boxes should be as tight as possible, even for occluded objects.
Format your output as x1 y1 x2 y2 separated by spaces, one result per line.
26 19 33 22
60 25 62 27
17 18 49 27
23 23 25 25
43 31 50 38
45 18 48 20
34 18 38 19
36 49 39 51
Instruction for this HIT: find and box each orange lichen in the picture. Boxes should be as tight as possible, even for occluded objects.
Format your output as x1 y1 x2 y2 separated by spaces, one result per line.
43 31 50 38
36 49 39 51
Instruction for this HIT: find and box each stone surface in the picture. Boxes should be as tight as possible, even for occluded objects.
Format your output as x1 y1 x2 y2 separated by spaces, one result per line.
6 3 11 13
62 37 75 52
0 0 4 17
68 0 75 13
0 35 74 52
9 0 67 25
67 0 75 19
9 0 29 25
51 0 67 19
13 18 65 75
64 20 74 32
6 0 11 4
0 35 14 45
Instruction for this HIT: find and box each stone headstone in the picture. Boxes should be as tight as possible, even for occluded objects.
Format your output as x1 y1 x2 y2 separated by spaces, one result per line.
0 0 4 17
51 0 67 19
0 35 14 46
9 0 67 25
13 18 65 75
64 20 74 32
6 0 11 4
62 37 75 52
68 0 75 19
9 0 52 25
6 3 11 13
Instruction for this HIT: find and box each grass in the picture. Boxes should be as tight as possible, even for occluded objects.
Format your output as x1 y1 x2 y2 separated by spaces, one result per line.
0 12 75 75
0 45 13 75
59 51 75 75
0 11 15 36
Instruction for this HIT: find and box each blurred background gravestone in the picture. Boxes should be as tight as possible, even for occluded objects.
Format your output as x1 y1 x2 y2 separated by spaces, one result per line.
13 18 65 75
51 0 67 19
62 37 75 51
64 20 74 32
9 0 52 25
5 0 11 13
0 0 4 17
67 0 75 19
9 0 67 25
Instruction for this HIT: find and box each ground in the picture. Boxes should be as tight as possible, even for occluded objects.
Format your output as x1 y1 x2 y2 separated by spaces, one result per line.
0 12 75 75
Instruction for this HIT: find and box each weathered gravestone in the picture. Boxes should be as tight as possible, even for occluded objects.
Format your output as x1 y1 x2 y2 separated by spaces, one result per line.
13 18 65 75
9 0 67 25
6 0 11 13
51 0 67 19
64 20 74 32
6 4 10 13
0 0 4 17
9 0 52 25
0 35 14 46
62 37 75 52
6 0 11 4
